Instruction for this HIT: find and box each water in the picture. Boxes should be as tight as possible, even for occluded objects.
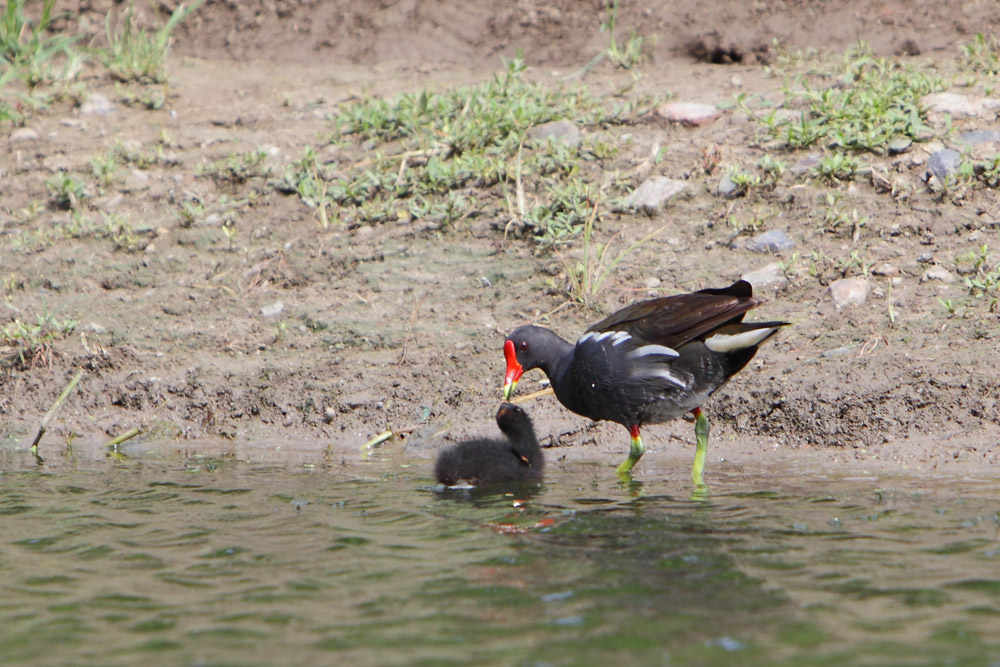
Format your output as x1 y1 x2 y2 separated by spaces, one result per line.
2 446 999 666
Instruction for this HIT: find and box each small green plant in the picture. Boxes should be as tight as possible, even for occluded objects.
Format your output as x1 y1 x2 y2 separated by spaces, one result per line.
726 165 761 196
601 1 646 69
958 243 991 274
273 321 288 343
284 146 338 228
938 297 958 317
199 147 271 185
961 33 1000 76
815 152 862 183
46 173 86 209
113 138 162 168
835 249 872 277
60 209 97 238
221 219 238 249
0 304 77 369
961 243 1000 299
589 138 619 161
770 38 820 70
103 1 204 83
886 280 897 327
91 151 119 186
821 192 869 240
778 252 801 279
0 0 79 82
115 83 167 109
527 180 597 246
103 213 140 252
3 272 25 292
0 65 24 122
757 154 786 185
807 249 830 277
16 199 44 222
728 210 767 233
176 199 206 227
974 154 1000 188
560 203 667 311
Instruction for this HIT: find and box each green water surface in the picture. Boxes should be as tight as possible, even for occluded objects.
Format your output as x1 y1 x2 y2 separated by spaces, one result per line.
1 448 999 666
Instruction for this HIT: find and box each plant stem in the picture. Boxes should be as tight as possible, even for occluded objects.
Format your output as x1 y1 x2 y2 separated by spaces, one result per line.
104 427 140 450
30 370 83 452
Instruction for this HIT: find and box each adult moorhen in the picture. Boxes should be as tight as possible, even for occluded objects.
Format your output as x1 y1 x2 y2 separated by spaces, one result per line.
502 280 787 483
434 402 544 486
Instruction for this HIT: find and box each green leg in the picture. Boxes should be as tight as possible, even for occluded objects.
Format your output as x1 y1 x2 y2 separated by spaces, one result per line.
691 407 710 488
616 428 644 477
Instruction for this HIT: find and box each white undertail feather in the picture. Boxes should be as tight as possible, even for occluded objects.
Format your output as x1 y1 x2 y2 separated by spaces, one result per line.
704 327 779 353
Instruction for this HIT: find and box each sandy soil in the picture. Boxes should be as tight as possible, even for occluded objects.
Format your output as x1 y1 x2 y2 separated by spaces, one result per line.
2 1 999 479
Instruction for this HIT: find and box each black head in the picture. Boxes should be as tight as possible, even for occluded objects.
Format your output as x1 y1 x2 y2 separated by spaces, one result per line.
495 401 543 470
503 325 572 400
495 401 529 431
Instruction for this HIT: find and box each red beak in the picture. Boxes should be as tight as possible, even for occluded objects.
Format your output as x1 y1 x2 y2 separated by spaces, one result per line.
502 339 523 400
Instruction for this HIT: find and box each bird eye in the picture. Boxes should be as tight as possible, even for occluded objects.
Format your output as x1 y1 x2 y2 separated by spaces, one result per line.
519 340 528 351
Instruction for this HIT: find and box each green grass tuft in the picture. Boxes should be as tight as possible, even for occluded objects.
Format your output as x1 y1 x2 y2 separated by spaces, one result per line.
283 55 660 243
762 43 944 158
103 1 204 83
1 305 77 369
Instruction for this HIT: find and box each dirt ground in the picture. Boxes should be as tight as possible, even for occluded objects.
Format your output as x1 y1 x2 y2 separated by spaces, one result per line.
2 1 1000 479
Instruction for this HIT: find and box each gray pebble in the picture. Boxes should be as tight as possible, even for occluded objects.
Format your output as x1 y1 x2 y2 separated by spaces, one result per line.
80 93 115 116
829 278 871 308
745 229 796 254
657 101 721 127
261 301 285 317
872 263 899 277
921 266 956 284
717 175 738 197
927 149 962 180
887 136 912 155
469 219 493 238
790 154 821 175
742 262 788 290
10 127 39 143
625 176 689 213
959 130 1000 146
526 119 581 148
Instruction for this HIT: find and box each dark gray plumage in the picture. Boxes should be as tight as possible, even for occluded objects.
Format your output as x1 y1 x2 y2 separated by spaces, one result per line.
502 280 788 477
434 402 544 486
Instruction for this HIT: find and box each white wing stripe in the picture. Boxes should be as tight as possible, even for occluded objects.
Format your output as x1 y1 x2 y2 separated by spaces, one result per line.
636 367 688 388
627 344 679 359
578 330 632 346
610 331 631 346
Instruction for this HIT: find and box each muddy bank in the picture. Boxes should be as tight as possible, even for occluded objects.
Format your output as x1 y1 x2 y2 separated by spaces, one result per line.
2 1 999 479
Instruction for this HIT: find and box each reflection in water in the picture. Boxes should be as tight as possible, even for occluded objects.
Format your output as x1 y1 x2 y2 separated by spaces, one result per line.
1 449 999 665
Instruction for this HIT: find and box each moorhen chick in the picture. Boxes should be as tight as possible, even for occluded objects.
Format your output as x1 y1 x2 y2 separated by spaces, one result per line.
502 280 787 483
434 402 544 486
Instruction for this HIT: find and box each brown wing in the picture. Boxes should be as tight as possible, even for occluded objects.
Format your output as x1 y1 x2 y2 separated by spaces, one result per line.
587 281 766 348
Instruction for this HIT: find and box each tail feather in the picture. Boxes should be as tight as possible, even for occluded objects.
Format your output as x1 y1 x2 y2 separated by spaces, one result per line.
704 322 788 353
